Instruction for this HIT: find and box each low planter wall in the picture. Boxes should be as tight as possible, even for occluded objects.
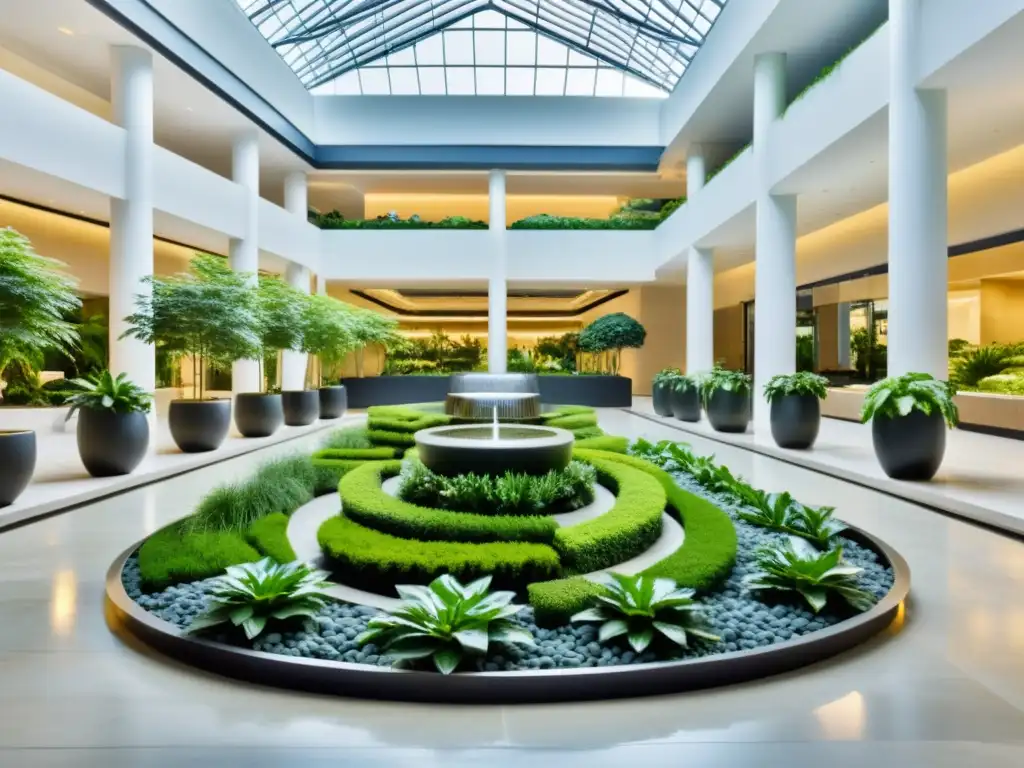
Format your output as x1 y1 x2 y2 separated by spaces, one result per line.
341 375 633 409
822 386 1024 440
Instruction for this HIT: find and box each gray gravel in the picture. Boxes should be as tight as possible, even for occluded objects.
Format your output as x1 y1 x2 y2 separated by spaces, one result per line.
123 457 895 671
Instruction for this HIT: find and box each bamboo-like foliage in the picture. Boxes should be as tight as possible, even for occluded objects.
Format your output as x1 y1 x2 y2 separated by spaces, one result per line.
0 227 80 395
122 254 260 400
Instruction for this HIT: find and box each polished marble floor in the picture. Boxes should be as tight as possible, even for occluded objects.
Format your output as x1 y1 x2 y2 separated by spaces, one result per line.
1 409 1023 766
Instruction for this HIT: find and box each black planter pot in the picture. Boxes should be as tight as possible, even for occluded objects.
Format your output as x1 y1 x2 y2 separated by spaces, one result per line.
234 393 283 438
706 389 751 433
651 381 673 417
0 430 36 507
169 399 231 453
77 409 149 477
282 390 319 426
319 385 347 420
770 394 821 450
871 409 947 480
669 386 701 422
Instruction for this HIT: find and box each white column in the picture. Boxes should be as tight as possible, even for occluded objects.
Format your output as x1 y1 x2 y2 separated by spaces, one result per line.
752 52 796 431
685 147 714 373
281 171 310 391
109 46 155 393
488 169 508 374
837 301 852 369
888 0 948 379
315 274 327 296
230 132 261 394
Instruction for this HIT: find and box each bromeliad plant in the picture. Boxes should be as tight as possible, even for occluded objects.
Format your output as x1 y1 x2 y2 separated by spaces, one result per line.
745 536 876 613
734 488 846 549
62 370 152 421
762 372 830 403
700 367 752 407
358 574 534 675
860 372 959 427
187 558 333 640
571 573 719 653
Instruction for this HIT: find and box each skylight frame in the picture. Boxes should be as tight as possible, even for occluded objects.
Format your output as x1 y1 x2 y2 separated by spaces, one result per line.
236 0 728 95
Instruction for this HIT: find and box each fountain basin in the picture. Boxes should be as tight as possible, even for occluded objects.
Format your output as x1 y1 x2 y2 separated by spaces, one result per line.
415 424 574 477
445 392 542 422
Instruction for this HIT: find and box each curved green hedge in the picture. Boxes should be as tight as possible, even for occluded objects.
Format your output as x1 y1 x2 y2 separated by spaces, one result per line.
366 429 417 447
138 523 260 591
530 448 738 626
552 457 664 573
245 512 296 563
574 435 629 453
318 513 562 588
544 412 599 430
313 447 401 461
339 461 558 544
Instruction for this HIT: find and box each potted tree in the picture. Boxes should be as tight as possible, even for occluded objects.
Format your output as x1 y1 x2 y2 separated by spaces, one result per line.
123 255 260 453
63 370 152 476
350 306 402 378
234 276 302 437
670 372 702 422
651 367 679 416
578 312 646 374
763 372 830 449
302 294 357 419
701 367 752 433
860 372 958 480
0 228 80 506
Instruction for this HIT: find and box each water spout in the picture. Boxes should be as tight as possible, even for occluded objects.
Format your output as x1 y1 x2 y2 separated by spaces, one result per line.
492 406 499 441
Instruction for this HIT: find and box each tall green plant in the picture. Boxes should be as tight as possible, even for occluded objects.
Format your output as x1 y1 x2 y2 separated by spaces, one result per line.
0 227 80 402
860 372 958 427
301 294 357 387
350 307 402 377
122 254 260 400
255 276 305 391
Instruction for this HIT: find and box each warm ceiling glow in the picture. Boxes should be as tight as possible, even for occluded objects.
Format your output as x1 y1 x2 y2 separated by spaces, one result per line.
57 27 74 36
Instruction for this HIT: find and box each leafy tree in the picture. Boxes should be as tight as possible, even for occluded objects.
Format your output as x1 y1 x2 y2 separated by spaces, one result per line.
122 254 260 400
350 307 402 377
0 227 80 403
301 294 357 387
255 276 306 391
578 313 647 374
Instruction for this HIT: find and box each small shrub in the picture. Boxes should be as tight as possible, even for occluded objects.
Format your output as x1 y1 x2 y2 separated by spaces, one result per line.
357 574 534 675
951 344 1010 387
138 523 259 591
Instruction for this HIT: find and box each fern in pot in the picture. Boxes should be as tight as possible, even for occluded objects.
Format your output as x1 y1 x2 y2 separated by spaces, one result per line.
0 228 80 506
763 372 830 450
123 255 260 453
651 367 679 417
700 367 752 433
860 372 958 480
670 372 703 422
63 371 152 477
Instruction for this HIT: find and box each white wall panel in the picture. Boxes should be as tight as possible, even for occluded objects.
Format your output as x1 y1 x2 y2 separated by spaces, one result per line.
153 147 245 239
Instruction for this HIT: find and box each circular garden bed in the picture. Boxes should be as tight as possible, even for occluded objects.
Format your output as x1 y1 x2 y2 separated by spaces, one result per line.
106 404 909 702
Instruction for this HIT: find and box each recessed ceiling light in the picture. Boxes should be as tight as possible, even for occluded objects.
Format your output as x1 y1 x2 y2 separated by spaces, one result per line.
58 27 74 36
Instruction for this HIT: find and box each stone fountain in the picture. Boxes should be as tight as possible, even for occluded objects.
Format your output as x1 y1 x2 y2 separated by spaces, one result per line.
444 372 543 423
416 407 573 477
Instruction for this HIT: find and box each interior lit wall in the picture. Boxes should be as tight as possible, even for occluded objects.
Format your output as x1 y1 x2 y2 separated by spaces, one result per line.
948 289 981 344
980 279 1024 345
634 285 685 394
0 199 198 295
363 194 622 223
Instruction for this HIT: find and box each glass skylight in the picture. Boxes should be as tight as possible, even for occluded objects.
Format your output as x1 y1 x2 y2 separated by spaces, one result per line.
236 1 727 97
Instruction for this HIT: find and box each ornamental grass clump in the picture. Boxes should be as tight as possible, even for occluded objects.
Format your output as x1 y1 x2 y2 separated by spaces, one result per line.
358 574 534 674
187 558 332 640
745 536 876 614
860 372 959 427
571 573 719 653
